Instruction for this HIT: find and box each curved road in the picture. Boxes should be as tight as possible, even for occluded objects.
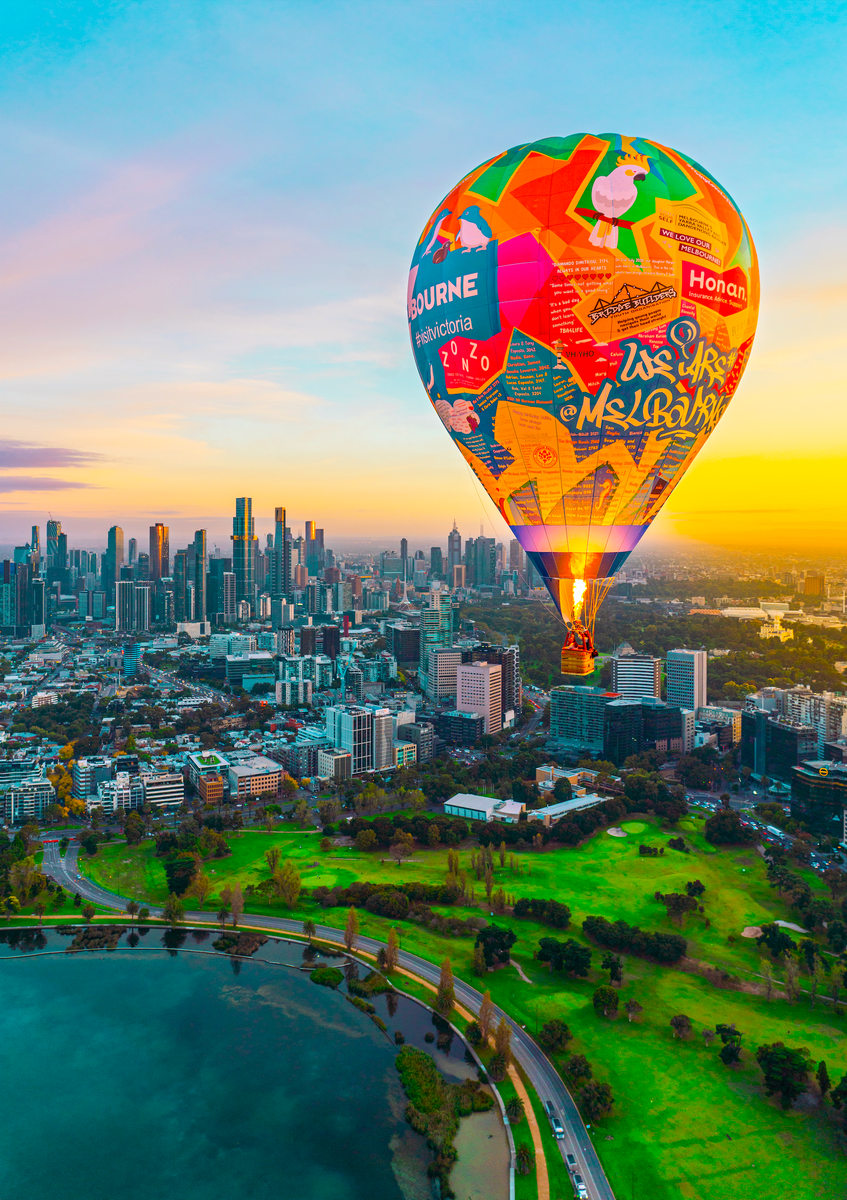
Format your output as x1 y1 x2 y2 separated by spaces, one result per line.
43 841 615 1200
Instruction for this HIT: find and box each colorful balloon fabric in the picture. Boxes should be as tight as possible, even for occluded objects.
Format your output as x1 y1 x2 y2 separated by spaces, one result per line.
408 133 759 665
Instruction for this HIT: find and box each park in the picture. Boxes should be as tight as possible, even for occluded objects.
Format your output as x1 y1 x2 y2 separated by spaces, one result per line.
73 808 847 1200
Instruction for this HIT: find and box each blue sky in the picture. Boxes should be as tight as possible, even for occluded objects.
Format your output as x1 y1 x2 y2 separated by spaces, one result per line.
0 0 845 552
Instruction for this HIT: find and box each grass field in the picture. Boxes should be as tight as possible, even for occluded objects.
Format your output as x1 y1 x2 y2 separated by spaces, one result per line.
80 817 847 1200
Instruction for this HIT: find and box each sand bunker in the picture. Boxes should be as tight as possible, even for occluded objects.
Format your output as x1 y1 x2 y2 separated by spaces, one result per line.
741 919 808 940
607 827 628 838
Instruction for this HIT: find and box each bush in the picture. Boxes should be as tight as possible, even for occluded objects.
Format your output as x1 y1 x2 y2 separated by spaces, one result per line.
538 1019 572 1053
582 915 686 963
512 897 571 928
310 966 343 988
639 844 660 857
364 890 410 919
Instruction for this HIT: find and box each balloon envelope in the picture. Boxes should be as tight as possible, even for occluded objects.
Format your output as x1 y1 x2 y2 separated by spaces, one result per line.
408 133 759 632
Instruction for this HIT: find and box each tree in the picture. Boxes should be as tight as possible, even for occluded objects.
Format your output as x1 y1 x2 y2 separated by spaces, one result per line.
33 899 46 926
81 902 96 924
435 957 455 1016
670 1014 692 1039
126 899 140 926
265 845 281 873
162 893 185 924
538 1019 572 1054
685 879 706 898
515 1145 535 1175
124 811 144 845
579 1080 614 1121
478 990 494 1045
704 809 754 845
564 1054 592 1085
190 872 212 907
355 829 377 852
388 828 413 864
272 860 302 908
593 985 619 1019
755 1042 812 1108
505 1096 525 1124
472 943 487 976
230 882 244 927
302 917 317 941
427 823 440 847
494 1015 512 1063
601 951 623 984
138 907 150 922
757 923 795 959
702 1028 715 1047
217 905 229 930
656 891 698 926
817 1060 831 1099
826 919 847 954
476 925 517 968
831 1072 847 1110
625 999 643 1023
384 927 400 974
537 937 590 977
344 905 359 951
715 1023 743 1066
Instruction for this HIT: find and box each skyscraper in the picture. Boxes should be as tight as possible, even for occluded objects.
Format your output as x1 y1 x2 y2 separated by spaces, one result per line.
447 521 462 570
666 649 707 711
231 497 257 607
193 530 207 620
173 550 188 621
46 520 61 560
400 538 408 569
105 526 124 600
223 571 237 621
271 507 292 598
115 579 135 631
149 523 169 582
128 537 137 566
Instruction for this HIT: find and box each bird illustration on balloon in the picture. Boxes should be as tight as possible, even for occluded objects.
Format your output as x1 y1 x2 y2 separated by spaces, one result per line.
587 143 651 250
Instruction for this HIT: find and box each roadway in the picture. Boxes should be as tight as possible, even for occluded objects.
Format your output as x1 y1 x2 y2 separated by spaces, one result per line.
43 840 615 1200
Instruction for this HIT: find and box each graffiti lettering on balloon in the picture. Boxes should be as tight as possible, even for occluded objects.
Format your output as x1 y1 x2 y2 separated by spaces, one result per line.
566 319 738 437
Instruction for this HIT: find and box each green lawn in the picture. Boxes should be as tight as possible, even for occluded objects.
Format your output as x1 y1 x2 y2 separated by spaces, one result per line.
80 818 847 1200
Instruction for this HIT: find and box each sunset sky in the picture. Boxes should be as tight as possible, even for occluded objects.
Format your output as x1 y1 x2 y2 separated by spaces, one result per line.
0 1 845 554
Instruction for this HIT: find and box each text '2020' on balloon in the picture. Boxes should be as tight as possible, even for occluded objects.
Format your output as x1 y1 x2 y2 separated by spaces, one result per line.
408 133 759 675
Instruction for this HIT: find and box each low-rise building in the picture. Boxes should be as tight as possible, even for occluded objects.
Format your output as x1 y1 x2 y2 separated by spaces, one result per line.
198 772 225 806
142 773 185 809
526 793 606 827
316 749 352 783
393 739 417 768
228 755 283 800
443 793 525 823
186 750 230 790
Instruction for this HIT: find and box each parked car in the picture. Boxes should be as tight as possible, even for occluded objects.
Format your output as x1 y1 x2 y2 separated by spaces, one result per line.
573 1173 588 1198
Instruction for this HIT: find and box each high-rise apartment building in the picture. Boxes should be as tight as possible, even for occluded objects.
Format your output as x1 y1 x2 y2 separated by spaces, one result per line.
115 579 135 631
610 643 661 701
457 661 502 734
666 649 707 711
149 523 169 582
271 507 292 598
549 685 621 754
173 550 188 621
193 530 207 620
430 547 444 577
222 571 237 621
325 704 373 775
419 585 455 683
231 497 257 607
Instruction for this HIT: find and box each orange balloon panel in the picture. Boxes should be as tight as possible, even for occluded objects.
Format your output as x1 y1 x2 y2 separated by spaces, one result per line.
408 134 759 609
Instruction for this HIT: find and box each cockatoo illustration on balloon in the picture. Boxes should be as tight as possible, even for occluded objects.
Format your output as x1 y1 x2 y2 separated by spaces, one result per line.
588 142 650 250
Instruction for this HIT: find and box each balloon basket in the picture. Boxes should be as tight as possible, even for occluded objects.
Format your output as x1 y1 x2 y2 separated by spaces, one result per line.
561 646 596 676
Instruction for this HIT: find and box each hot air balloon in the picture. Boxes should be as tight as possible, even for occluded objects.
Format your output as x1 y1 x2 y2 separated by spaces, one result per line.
408 133 759 675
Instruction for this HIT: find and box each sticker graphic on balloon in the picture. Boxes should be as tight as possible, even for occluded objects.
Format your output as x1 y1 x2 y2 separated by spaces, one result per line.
408 133 759 675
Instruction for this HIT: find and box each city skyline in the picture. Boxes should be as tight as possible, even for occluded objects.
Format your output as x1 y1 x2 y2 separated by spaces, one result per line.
0 4 845 552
